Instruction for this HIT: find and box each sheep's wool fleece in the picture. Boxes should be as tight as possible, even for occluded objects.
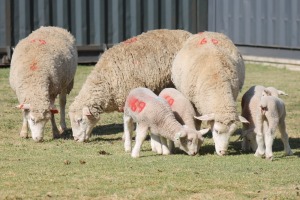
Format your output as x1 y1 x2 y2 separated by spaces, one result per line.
172 32 245 125
70 29 191 118
10 26 77 112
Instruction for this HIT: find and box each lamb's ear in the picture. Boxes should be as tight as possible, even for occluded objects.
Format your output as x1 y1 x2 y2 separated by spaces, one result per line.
175 131 187 140
82 106 92 116
277 90 288 96
262 89 272 96
198 128 210 136
194 113 215 121
238 116 249 124
16 104 30 110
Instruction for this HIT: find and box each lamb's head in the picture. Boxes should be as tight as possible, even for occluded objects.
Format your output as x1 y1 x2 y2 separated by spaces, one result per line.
241 129 257 152
264 87 288 97
174 126 209 156
17 103 57 142
195 114 249 156
69 106 100 142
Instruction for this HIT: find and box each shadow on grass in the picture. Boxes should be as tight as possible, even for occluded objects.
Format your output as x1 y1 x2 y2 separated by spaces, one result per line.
92 123 124 136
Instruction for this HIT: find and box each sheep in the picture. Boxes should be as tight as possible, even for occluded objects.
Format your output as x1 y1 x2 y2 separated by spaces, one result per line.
123 87 205 158
171 31 249 156
150 88 209 154
255 94 293 160
241 85 292 159
69 29 192 142
9 26 77 142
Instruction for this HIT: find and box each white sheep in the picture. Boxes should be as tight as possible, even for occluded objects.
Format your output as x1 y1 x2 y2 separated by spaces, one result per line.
9 26 77 142
150 88 208 154
123 87 205 158
172 31 249 156
69 29 192 142
255 94 293 160
241 85 292 159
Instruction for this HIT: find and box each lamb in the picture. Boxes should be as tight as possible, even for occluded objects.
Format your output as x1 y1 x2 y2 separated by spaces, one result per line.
241 85 292 160
123 87 205 158
9 26 77 142
150 88 209 154
171 31 249 156
69 29 192 142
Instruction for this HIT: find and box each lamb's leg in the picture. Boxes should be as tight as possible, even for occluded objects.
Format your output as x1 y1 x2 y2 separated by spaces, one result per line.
254 117 265 157
51 113 60 139
278 119 293 156
59 91 67 133
160 136 170 155
168 140 175 154
20 111 28 138
131 123 148 158
264 126 276 160
124 114 134 152
150 133 162 154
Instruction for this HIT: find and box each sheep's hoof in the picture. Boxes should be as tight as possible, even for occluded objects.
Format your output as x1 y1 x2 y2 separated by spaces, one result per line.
254 152 265 158
53 133 61 139
20 132 28 138
125 148 131 153
265 156 273 161
131 153 140 158
285 150 293 156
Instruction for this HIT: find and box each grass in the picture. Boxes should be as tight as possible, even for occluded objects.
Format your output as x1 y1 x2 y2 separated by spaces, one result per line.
0 64 300 200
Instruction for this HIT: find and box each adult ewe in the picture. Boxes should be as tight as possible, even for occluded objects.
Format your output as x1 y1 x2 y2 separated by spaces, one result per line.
69 29 191 142
172 31 249 156
10 26 77 142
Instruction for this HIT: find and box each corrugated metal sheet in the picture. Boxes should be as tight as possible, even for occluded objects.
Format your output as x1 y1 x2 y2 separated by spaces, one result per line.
208 0 300 49
0 0 208 65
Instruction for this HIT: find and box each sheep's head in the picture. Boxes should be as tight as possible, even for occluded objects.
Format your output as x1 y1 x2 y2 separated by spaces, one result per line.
69 106 100 142
174 126 209 156
17 103 57 142
241 129 257 152
195 114 249 156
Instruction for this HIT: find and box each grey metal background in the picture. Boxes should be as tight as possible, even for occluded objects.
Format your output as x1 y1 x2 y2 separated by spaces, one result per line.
208 0 300 50
1 0 300 65
0 0 208 65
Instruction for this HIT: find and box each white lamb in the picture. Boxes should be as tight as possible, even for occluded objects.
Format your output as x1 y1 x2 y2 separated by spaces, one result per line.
172 31 249 156
9 26 77 142
150 88 209 154
123 87 205 158
241 85 293 159
69 29 191 142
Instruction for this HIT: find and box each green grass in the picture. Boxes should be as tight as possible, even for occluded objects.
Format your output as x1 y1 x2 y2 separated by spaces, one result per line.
0 64 300 200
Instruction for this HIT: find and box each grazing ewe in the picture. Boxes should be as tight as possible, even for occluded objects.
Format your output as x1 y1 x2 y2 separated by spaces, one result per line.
172 31 249 156
10 26 77 142
150 88 208 154
69 29 191 142
241 85 288 152
123 87 205 158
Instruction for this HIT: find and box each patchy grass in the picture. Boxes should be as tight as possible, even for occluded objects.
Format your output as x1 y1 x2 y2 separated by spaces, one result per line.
0 64 299 199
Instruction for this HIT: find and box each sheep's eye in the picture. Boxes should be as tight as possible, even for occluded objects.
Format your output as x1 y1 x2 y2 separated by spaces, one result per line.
30 118 35 124
76 118 83 125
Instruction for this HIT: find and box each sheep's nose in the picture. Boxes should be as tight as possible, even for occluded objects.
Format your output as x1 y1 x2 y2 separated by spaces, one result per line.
219 150 228 156
33 137 43 142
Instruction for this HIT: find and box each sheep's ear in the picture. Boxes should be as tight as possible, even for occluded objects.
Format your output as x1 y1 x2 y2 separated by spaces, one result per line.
238 116 249 124
277 90 288 96
262 89 272 96
198 128 210 136
194 113 215 121
82 106 92 116
16 104 30 110
175 131 187 140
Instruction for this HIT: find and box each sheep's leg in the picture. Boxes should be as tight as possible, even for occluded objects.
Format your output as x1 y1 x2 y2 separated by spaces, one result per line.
59 91 67 133
20 111 28 138
160 136 170 155
51 113 60 139
254 117 265 157
150 133 162 154
168 140 175 154
241 130 251 152
124 115 134 152
278 119 293 156
131 123 148 158
264 128 276 160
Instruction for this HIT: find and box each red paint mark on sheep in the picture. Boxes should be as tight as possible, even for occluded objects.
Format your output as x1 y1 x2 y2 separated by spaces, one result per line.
30 62 38 71
211 39 218 44
164 95 175 106
199 38 207 45
128 98 146 113
30 39 46 45
198 32 203 35
124 37 137 44
39 39 46 44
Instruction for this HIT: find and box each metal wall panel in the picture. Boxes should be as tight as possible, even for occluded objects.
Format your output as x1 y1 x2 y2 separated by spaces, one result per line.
0 0 208 65
208 0 300 49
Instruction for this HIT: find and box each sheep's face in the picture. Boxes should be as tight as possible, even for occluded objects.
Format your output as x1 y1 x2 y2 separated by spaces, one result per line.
242 130 257 152
69 107 99 142
176 127 204 156
26 110 51 142
211 121 237 156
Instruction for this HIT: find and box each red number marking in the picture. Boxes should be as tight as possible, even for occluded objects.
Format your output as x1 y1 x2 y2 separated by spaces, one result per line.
129 98 146 113
211 39 218 44
164 95 174 106
124 37 137 44
199 38 207 45
30 61 38 71
30 39 46 44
